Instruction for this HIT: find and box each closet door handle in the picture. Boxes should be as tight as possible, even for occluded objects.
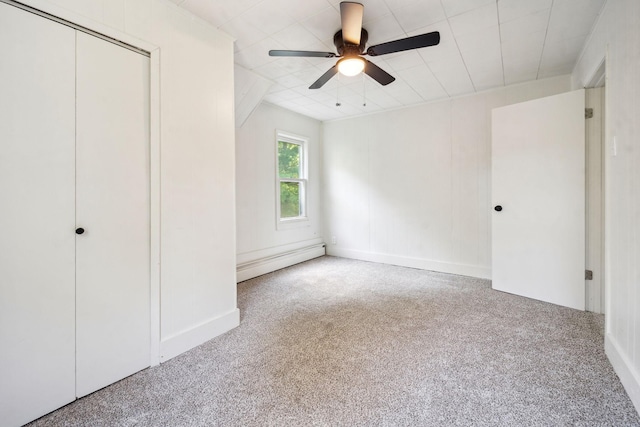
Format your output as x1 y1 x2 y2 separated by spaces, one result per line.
75 227 85 235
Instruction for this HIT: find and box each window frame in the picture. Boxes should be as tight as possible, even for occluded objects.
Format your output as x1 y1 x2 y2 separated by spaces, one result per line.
275 130 309 229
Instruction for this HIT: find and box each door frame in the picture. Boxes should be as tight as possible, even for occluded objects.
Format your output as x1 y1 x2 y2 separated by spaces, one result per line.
584 54 609 319
585 86 605 313
7 0 162 366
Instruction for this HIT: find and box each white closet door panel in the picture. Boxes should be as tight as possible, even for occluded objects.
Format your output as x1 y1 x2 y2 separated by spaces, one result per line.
0 3 76 426
75 32 150 397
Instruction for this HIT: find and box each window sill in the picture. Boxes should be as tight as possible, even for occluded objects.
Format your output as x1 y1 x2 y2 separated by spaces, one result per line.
277 216 310 231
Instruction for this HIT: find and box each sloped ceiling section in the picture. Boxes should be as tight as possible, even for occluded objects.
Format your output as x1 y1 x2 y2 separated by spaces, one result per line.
234 64 273 128
173 0 606 121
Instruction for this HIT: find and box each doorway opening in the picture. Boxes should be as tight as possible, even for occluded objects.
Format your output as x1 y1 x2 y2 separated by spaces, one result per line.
585 58 606 313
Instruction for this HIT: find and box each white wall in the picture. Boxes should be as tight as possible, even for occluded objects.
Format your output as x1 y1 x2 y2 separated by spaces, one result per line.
572 0 640 413
322 75 571 279
236 102 324 281
20 0 238 362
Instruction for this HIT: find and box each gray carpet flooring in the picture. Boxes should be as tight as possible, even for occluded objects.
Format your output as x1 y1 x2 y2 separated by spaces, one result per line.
30 256 639 426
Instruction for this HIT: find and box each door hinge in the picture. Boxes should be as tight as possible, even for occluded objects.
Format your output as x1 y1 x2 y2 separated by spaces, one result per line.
585 270 593 280
585 108 594 119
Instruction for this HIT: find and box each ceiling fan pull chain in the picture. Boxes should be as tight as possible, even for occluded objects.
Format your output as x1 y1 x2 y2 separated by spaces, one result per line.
362 73 367 107
336 74 341 107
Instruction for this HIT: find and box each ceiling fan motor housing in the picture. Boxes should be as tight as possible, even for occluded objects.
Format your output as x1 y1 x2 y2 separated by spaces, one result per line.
334 29 368 56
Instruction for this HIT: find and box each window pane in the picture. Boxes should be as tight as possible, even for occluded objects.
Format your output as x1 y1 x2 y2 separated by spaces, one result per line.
278 141 300 179
280 181 301 218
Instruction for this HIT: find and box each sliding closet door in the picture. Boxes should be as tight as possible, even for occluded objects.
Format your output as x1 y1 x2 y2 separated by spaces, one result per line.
75 32 150 397
0 3 76 426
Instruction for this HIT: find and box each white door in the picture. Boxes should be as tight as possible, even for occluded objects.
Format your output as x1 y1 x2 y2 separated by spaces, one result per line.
492 89 585 310
75 32 150 397
0 4 76 426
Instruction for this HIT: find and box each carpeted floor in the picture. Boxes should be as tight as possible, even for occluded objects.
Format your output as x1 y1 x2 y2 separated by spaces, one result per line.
30 256 639 426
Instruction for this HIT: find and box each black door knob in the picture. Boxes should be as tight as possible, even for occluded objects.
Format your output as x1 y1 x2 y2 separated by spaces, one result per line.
494 205 502 212
76 228 85 235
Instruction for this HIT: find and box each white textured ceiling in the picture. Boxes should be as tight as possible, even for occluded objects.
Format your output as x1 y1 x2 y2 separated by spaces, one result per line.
172 0 605 121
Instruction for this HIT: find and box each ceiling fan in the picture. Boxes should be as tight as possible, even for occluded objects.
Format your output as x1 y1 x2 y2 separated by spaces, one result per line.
269 1 440 89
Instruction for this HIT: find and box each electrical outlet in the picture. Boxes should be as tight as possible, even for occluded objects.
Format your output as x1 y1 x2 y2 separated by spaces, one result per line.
331 236 337 245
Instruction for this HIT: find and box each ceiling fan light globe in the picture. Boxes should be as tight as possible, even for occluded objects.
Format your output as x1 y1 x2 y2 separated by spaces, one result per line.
337 57 365 76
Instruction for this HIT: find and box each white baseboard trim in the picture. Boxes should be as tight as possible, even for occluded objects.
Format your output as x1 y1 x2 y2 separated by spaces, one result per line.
605 333 640 415
160 308 240 362
237 243 326 282
326 247 491 279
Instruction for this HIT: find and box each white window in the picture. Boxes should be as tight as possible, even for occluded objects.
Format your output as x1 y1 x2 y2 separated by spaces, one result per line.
276 131 308 227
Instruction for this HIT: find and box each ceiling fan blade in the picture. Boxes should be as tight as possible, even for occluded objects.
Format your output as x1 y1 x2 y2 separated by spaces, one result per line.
309 65 339 89
364 60 395 86
340 2 364 45
366 31 440 56
269 50 336 58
